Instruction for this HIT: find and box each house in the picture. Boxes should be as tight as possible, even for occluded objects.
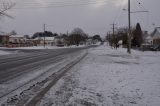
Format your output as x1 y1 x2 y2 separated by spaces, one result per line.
34 36 55 46
9 35 26 43
145 27 160 46
54 36 65 46
86 38 93 45
9 35 27 47
44 37 55 46
0 32 10 47
142 31 149 43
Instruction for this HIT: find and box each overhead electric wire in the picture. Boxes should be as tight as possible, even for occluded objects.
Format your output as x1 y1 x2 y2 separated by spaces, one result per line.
113 0 127 24
1 0 108 8
11 0 108 9
134 0 160 31
18 0 104 5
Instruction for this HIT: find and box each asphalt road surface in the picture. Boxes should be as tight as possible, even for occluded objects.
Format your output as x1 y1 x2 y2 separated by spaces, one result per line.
0 46 95 84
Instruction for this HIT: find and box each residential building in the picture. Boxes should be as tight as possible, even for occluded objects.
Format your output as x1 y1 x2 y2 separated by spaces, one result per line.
0 32 10 47
9 35 27 47
142 31 149 43
9 35 26 43
34 36 55 46
145 27 160 46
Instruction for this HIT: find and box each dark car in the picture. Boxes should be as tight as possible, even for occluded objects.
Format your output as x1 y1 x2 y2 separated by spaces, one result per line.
150 45 160 51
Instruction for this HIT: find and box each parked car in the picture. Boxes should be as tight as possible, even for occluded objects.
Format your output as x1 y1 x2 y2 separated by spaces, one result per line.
150 45 160 51
56 44 64 47
141 44 152 51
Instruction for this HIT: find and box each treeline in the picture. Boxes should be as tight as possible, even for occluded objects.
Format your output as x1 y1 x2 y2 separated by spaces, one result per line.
28 28 102 46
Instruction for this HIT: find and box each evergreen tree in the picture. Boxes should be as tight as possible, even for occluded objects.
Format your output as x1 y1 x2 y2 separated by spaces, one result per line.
132 23 143 47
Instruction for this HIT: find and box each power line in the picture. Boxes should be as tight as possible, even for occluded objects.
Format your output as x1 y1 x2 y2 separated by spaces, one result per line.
113 0 127 24
17 0 107 5
11 0 108 9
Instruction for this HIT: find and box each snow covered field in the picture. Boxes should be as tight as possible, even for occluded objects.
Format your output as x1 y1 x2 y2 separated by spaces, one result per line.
38 45 160 106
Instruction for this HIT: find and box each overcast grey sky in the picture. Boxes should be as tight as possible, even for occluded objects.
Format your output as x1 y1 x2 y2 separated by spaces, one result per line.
0 0 160 37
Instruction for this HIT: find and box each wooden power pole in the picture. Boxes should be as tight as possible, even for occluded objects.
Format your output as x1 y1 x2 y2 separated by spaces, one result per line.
128 0 131 54
110 23 117 46
111 23 117 36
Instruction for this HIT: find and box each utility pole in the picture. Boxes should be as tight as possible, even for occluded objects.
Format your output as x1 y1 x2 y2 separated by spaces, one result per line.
110 23 117 36
128 0 131 54
110 23 117 47
43 24 46 48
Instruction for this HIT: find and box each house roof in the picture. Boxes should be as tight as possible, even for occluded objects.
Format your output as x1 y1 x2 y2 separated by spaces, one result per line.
0 31 5 35
45 37 55 40
10 35 24 38
35 37 55 41
150 27 160 39
0 32 10 36
157 27 160 32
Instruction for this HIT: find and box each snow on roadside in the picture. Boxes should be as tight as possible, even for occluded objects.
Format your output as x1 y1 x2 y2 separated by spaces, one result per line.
38 45 160 106
0 45 88 50
0 50 12 55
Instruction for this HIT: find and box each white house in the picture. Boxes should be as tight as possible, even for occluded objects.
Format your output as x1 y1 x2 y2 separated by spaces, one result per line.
34 36 55 46
9 35 26 44
145 27 160 45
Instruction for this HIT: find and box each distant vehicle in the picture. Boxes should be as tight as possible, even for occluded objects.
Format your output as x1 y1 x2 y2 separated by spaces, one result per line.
150 45 160 51
141 44 152 51
56 44 65 47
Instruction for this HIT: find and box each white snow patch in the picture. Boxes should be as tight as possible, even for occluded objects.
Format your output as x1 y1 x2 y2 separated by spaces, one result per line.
0 50 12 55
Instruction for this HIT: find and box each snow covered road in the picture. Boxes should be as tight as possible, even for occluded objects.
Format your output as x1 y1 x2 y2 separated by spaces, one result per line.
38 45 160 106
0 47 91 83
0 46 93 105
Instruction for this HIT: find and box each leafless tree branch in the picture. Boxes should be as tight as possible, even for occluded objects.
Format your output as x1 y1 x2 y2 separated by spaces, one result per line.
0 0 15 19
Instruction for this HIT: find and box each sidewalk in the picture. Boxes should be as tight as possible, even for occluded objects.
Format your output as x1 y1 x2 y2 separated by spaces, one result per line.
38 45 160 106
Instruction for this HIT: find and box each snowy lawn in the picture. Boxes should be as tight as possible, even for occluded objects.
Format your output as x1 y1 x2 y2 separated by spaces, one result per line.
38 45 160 106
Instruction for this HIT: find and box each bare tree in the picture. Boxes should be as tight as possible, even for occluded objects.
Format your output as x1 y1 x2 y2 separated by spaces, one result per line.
0 0 15 19
69 28 88 46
